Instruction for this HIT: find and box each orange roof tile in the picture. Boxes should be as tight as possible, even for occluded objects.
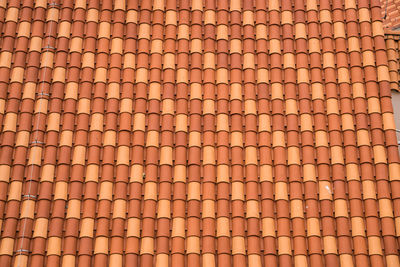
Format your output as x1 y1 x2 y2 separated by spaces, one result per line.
0 0 400 267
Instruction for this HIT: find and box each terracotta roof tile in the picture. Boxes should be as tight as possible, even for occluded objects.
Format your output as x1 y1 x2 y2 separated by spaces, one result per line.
0 1 399 267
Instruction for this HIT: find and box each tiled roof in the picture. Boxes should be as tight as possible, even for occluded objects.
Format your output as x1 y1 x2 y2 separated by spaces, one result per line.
380 0 400 29
1 0 400 267
386 32 400 91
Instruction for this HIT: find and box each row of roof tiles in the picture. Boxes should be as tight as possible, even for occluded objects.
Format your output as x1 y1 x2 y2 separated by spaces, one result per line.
386 33 400 92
